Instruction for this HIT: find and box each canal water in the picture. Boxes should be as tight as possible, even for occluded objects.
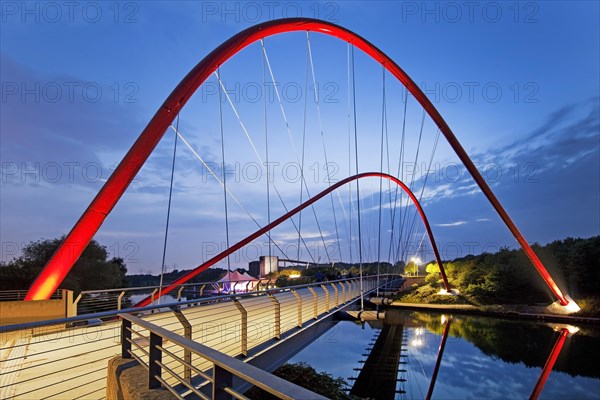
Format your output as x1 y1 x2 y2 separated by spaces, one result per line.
289 309 600 399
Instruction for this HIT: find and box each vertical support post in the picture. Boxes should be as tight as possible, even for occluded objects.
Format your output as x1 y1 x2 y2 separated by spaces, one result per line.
148 332 163 389
321 285 330 313
268 294 281 339
150 289 158 306
346 281 352 300
170 307 192 383
331 283 339 308
121 317 132 358
73 293 83 316
117 291 125 311
177 286 184 301
63 290 75 318
341 281 346 303
199 284 205 297
291 289 302 328
308 287 318 319
213 365 233 400
233 299 248 356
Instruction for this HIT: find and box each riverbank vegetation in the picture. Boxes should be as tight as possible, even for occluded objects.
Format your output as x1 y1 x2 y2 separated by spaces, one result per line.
396 236 600 316
245 362 349 399
0 237 128 293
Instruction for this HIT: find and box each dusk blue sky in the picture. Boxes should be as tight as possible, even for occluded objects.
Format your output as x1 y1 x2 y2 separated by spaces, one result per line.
1 1 598 275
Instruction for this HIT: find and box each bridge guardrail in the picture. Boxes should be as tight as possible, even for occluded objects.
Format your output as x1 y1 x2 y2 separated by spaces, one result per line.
119 313 328 399
0 289 62 302
0 275 401 399
74 278 277 315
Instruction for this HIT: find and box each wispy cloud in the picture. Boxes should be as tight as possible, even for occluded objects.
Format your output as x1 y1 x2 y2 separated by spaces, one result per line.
273 231 332 241
435 221 468 227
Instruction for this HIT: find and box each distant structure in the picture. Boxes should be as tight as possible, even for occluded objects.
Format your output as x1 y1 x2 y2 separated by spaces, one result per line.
248 256 278 278
248 261 260 278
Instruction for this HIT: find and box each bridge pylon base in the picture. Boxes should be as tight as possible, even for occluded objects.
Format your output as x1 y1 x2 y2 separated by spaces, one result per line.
546 295 580 315
437 289 460 296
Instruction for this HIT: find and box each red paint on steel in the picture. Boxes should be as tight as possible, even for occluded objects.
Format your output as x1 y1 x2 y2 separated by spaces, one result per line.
26 18 567 305
134 172 448 307
529 328 569 400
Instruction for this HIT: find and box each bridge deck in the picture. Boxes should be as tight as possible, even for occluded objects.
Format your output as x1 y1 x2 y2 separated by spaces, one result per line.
0 279 374 399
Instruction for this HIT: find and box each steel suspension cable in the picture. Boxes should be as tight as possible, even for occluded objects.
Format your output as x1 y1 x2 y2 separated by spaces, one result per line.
297 35 309 262
263 42 272 262
405 129 441 266
260 39 332 265
382 74 393 276
307 32 343 262
347 42 355 265
377 64 386 293
387 90 409 265
398 109 426 263
351 44 364 309
158 114 179 303
213 72 316 263
171 125 292 260
217 68 231 273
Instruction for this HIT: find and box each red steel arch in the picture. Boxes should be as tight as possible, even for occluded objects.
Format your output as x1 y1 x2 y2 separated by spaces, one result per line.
134 172 449 307
25 18 568 306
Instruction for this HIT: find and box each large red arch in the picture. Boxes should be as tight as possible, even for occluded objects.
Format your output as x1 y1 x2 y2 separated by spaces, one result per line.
25 18 568 306
134 172 449 307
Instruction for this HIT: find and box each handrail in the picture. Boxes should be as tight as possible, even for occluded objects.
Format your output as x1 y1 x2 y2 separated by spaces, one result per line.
78 278 265 296
0 289 61 301
119 313 329 399
1 276 401 400
0 275 399 333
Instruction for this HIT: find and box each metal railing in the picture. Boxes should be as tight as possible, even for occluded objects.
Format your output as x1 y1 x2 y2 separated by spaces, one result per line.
120 313 328 399
0 275 401 399
0 289 62 302
74 279 277 315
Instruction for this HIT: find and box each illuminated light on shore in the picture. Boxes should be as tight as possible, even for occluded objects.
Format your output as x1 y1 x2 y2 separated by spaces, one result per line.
437 288 460 296
547 295 580 315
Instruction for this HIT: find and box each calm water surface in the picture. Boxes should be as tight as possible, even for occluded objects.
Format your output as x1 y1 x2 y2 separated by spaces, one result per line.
289 309 600 399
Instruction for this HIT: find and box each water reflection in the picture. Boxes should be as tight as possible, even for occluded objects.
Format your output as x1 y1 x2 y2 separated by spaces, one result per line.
289 309 600 399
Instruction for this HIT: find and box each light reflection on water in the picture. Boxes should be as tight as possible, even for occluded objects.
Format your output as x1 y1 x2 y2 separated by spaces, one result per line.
289 310 600 399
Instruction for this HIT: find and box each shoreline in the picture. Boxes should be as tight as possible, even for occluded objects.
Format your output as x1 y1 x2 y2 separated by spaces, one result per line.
378 299 600 325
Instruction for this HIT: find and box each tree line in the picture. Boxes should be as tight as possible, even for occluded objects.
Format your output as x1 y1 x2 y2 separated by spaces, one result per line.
419 235 600 306
0 236 127 293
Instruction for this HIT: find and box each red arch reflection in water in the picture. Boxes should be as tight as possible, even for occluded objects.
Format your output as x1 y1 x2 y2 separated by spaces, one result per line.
423 322 572 400
530 327 570 400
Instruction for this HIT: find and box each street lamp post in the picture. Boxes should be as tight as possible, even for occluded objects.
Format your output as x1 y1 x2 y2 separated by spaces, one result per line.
411 256 421 277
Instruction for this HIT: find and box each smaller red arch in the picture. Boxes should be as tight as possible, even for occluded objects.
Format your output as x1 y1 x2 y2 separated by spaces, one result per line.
134 172 450 307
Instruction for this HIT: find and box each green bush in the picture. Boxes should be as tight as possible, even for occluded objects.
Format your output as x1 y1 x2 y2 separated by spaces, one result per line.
245 362 349 400
576 296 600 317
425 273 439 287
